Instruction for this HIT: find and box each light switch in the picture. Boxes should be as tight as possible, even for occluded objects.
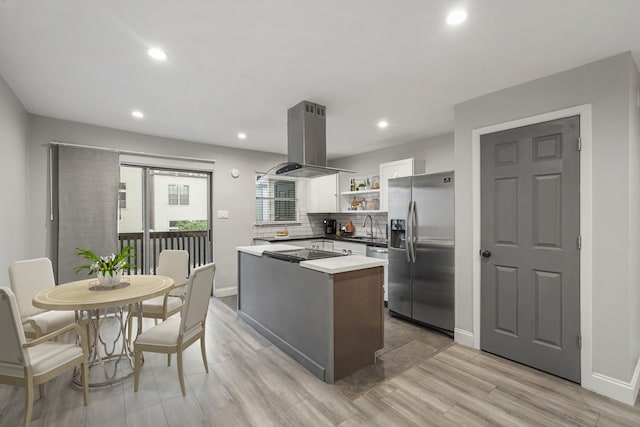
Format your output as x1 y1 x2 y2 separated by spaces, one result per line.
217 210 229 219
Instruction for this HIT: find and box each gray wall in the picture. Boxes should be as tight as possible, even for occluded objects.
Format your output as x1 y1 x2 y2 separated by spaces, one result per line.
628 61 640 371
454 52 638 381
26 115 286 293
329 132 454 174
0 73 29 282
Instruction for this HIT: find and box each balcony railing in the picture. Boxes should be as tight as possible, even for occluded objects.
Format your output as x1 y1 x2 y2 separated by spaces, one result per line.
118 230 210 275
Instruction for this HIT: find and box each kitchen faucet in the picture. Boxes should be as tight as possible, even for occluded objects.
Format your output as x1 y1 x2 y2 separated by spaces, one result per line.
362 215 374 238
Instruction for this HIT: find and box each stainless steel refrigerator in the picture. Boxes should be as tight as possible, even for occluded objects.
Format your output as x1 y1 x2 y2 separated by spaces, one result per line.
388 172 455 334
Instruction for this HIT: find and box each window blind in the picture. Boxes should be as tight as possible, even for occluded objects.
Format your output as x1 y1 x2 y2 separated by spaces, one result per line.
56 145 119 283
255 176 298 223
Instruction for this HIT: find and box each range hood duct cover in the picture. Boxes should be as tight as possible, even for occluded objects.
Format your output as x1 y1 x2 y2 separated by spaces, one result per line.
275 101 353 178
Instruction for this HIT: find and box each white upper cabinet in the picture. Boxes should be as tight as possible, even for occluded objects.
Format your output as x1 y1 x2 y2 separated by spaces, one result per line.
379 158 425 211
306 173 339 213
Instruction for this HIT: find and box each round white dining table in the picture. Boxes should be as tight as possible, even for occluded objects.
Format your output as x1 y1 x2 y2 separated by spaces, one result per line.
33 275 174 387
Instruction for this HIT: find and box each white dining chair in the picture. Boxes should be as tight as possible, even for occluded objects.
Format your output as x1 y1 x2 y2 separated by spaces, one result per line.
9 258 76 338
0 287 89 427
133 263 215 397
127 250 189 342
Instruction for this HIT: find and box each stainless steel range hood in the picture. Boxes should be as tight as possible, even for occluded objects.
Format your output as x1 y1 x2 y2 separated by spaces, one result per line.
275 101 353 178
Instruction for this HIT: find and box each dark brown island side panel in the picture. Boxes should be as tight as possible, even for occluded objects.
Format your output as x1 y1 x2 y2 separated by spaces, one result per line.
333 266 384 381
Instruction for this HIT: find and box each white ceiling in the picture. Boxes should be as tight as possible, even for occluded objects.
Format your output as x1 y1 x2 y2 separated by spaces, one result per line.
1 1 639 159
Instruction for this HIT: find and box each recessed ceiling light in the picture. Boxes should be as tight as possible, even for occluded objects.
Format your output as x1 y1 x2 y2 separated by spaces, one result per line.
131 110 144 119
446 9 468 26
147 48 167 61
377 120 389 129
237 132 247 140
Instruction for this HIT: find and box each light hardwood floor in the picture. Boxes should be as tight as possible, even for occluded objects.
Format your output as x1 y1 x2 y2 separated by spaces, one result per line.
1 297 640 426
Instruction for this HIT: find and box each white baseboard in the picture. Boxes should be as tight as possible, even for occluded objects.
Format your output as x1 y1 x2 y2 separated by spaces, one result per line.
454 328 475 348
213 286 237 298
585 358 640 405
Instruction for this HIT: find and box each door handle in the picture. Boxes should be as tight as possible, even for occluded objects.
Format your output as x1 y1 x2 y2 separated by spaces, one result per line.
406 201 412 262
480 250 492 258
411 201 417 263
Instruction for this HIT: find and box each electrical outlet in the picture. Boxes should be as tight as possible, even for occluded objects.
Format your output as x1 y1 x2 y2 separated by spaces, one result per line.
217 210 229 219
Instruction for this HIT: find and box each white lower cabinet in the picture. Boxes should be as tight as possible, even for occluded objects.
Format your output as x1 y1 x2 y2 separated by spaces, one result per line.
332 241 366 256
287 239 369 256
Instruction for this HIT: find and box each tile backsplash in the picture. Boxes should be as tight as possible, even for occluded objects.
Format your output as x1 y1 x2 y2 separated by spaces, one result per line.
252 211 389 240
316 212 389 239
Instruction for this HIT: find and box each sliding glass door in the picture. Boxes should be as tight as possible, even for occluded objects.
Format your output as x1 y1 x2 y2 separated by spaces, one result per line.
118 165 212 274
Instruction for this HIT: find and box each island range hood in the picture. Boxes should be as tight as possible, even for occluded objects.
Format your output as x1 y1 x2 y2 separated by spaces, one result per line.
274 101 354 178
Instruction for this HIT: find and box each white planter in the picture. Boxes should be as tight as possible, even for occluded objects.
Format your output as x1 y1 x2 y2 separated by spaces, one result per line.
97 271 122 287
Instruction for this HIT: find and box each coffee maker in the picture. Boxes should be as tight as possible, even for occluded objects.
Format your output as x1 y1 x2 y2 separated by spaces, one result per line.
323 219 337 235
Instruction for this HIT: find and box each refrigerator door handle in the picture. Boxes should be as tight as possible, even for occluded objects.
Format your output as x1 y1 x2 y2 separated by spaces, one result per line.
411 200 417 263
405 200 412 262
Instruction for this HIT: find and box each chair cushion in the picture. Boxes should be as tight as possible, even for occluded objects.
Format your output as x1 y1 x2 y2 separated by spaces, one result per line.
135 317 202 348
29 342 83 377
23 310 76 335
141 296 183 315
0 342 83 378
0 362 24 378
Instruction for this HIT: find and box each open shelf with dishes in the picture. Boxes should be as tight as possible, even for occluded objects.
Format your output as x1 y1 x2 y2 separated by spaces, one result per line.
340 174 382 212
340 175 380 213
341 192 384 213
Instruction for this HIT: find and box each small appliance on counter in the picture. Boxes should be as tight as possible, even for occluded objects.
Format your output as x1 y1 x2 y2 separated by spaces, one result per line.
323 219 337 234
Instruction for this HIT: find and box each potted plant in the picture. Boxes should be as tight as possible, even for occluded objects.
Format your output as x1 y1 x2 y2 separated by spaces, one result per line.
74 245 135 286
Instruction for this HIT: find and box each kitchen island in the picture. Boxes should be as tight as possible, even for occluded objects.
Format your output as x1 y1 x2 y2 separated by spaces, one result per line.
237 244 387 383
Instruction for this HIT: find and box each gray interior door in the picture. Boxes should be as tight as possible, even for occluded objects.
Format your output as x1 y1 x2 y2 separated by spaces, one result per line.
480 116 581 383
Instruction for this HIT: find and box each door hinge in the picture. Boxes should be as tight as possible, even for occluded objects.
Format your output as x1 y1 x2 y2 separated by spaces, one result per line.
577 137 582 151
577 334 582 349
577 235 582 250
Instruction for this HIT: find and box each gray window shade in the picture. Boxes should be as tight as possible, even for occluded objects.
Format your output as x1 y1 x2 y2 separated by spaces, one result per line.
56 146 119 283
255 176 298 223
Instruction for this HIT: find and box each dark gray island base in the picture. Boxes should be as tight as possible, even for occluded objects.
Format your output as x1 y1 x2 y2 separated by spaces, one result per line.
237 250 384 383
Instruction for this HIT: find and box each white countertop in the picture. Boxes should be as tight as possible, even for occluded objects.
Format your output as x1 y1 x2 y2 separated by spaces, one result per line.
300 255 387 274
237 245 387 274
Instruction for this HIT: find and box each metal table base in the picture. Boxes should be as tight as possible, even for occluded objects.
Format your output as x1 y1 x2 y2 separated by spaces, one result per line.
72 302 144 387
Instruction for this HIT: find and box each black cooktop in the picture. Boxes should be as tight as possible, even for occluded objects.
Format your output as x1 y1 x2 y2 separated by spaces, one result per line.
262 248 346 263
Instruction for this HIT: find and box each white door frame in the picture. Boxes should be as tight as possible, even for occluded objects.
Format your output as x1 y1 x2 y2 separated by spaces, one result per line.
470 104 593 387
